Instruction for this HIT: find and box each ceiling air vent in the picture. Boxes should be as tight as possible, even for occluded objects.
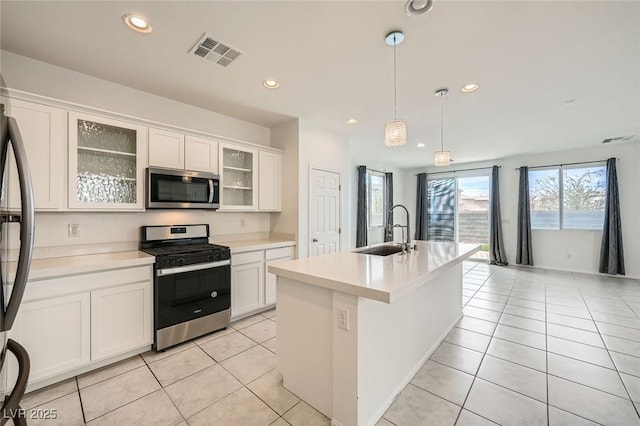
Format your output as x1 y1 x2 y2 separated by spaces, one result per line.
602 135 636 144
189 34 242 67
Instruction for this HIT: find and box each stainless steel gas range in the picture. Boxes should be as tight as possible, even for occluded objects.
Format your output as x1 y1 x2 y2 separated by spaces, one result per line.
140 224 231 350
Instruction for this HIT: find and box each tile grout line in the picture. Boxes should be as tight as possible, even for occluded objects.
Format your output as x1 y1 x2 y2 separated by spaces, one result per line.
454 265 514 424
76 376 87 425
576 280 640 419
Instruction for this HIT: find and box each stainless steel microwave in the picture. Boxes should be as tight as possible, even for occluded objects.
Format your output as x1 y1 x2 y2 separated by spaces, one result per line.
146 167 220 209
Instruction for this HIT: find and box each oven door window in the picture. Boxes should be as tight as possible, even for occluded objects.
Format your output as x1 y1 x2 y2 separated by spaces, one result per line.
150 174 215 204
156 266 230 329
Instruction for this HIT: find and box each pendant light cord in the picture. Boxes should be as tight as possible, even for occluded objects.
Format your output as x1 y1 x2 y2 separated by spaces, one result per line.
393 35 397 120
440 91 444 151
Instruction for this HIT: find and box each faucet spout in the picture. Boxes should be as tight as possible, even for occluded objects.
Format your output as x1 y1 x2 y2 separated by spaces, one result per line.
386 204 412 252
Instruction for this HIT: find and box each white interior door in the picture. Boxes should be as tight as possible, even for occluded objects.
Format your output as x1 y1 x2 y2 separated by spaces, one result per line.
309 168 340 256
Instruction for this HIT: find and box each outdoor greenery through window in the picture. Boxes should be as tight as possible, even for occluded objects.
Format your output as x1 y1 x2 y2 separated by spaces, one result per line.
367 171 385 228
529 165 606 230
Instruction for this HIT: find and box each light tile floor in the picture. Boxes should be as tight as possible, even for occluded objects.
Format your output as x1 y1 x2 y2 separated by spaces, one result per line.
20 309 329 426
381 262 640 425
20 261 640 425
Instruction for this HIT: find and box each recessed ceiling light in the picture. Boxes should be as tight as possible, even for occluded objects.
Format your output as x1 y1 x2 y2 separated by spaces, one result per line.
461 83 479 93
405 0 434 16
122 14 152 34
263 80 279 89
416 143 425 148
346 119 359 125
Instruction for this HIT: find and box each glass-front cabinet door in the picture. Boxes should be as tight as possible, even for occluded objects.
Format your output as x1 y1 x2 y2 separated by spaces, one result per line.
219 144 258 210
68 112 147 209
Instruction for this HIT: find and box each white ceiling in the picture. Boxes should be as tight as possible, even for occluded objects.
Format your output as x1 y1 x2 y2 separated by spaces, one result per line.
1 1 639 168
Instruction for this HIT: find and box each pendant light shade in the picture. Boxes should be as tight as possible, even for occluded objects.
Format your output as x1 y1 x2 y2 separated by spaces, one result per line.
384 120 407 147
434 150 451 166
384 31 406 147
434 88 450 166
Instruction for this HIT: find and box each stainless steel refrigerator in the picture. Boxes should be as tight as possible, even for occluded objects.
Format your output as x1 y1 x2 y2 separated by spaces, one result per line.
0 99 35 425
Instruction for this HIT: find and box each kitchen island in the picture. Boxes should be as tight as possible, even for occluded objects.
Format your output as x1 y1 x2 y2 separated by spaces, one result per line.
268 241 479 426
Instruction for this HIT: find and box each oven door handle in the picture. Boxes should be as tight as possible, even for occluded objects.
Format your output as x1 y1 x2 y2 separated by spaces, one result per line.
157 260 230 276
208 179 214 203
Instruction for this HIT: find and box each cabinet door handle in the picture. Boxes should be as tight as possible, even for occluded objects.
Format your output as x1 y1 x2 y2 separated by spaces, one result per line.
312 238 318 242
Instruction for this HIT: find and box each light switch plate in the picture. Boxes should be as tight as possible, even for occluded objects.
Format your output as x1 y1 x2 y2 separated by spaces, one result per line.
337 307 349 331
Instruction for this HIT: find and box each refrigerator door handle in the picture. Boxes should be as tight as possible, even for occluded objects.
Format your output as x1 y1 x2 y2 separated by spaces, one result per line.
2 116 35 332
0 339 30 426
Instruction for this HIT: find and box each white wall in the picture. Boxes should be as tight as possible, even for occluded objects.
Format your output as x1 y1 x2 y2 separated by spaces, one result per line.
401 142 640 278
0 51 270 146
270 119 300 244
0 51 276 255
298 120 350 258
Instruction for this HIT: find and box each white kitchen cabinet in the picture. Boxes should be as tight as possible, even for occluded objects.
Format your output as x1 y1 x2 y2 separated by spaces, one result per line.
91 281 152 362
68 112 147 210
231 261 265 317
8 293 91 384
265 246 294 305
148 128 185 170
1 97 66 210
231 245 295 318
219 143 258 210
258 151 282 211
5 264 153 391
149 131 218 174
185 135 218 173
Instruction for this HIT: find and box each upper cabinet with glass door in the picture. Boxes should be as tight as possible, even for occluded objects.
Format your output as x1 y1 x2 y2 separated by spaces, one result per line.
219 144 258 210
68 112 147 210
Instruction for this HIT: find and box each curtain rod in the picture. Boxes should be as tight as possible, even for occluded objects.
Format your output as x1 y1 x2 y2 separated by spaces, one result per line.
364 167 389 175
419 166 498 176
514 159 615 171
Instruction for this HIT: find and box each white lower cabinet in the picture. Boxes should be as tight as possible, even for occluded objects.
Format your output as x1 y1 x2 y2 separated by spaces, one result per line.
231 245 294 319
8 264 153 391
91 282 152 362
231 262 265 318
9 293 91 385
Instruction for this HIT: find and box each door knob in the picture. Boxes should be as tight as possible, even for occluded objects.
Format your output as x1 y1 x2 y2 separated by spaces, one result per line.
312 238 318 242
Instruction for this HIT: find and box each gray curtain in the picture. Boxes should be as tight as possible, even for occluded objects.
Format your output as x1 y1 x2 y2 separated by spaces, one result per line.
599 158 625 275
356 165 368 248
516 167 533 265
384 172 394 242
415 173 428 240
489 166 508 265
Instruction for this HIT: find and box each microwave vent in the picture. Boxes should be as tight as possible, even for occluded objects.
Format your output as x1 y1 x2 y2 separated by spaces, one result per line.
189 34 243 67
602 135 636 144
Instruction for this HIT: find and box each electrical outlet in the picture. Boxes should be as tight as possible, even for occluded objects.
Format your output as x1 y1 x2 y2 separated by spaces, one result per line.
68 223 80 238
337 307 349 331
567 252 572 260
240 219 246 227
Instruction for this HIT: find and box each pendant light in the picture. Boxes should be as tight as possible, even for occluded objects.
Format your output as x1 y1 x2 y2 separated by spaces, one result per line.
434 88 451 166
384 31 407 147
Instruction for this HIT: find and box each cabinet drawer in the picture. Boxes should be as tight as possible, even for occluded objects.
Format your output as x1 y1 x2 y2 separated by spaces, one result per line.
232 250 264 266
265 246 295 260
24 266 153 301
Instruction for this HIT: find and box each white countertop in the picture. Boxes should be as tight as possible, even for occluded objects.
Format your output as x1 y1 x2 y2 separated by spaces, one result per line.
9 251 155 281
268 241 479 303
214 238 296 254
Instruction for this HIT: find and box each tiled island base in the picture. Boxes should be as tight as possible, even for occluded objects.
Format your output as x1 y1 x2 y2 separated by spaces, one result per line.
19 261 640 425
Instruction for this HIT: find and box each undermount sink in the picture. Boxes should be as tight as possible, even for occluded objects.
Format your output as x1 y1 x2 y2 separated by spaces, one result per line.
355 245 403 256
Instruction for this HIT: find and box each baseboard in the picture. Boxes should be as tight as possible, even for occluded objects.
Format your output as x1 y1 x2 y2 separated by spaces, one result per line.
363 312 463 426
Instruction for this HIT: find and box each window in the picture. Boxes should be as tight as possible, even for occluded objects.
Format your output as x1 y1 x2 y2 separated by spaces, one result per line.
529 165 605 230
367 171 385 228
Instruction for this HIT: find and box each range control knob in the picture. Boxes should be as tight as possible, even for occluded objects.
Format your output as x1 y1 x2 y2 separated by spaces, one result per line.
177 259 185 266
